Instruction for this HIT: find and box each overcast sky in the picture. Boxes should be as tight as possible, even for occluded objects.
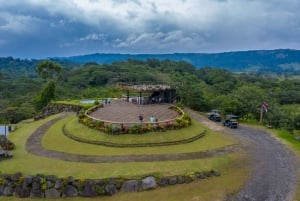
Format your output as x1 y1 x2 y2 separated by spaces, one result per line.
0 0 300 58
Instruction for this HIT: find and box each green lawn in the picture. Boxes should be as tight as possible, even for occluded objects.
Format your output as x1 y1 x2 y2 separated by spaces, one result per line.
1 113 249 200
41 114 235 156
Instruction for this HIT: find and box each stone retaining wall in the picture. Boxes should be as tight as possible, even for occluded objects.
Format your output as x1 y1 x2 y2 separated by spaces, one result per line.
0 170 220 198
34 103 83 121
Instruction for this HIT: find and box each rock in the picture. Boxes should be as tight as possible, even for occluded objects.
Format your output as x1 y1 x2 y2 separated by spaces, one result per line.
183 176 193 183
46 175 57 182
80 180 97 197
105 184 117 196
168 177 177 185
0 185 4 195
141 176 157 190
158 177 168 187
196 172 206 179
63 185 78 197
121 180 141 192
30 181 43 198
11 172 22 181
23 176 33 187
45 188 61 199
3 186 14 196
54 179 64 189
212 170 221 177
14 185 31 198
177 176 185 184
295 136 300 141
66 176 74 185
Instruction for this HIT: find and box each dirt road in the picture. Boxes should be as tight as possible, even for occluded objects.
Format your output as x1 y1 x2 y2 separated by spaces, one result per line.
186 109 299 201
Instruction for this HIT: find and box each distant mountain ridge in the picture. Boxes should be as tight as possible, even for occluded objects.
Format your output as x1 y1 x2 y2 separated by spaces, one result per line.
63 49 300 74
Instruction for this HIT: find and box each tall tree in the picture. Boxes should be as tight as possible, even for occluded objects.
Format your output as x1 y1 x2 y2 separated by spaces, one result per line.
35 61 62 110
36 60 62 80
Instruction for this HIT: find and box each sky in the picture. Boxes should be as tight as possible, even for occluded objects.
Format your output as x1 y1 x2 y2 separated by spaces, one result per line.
0 0 300 59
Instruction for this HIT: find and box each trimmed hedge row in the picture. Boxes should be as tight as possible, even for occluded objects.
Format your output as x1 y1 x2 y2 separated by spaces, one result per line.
79 104 192 135
0 170 221 198
63 124 206 147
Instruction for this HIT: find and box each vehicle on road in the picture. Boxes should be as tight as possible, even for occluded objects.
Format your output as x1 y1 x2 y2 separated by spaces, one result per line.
223 114 239 128
207 109 222 122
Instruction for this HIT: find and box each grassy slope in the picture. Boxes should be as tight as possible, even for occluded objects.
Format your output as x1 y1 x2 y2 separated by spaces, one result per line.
2 113 250 200
42 115 235 156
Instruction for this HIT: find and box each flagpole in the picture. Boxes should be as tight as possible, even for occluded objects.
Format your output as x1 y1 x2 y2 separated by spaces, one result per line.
259 106 263 123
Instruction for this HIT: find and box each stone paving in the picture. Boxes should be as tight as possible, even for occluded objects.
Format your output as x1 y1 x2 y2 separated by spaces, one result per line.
89 99 180 123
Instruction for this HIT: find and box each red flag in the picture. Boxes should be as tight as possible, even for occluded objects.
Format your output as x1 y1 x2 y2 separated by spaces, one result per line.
262 101 268 112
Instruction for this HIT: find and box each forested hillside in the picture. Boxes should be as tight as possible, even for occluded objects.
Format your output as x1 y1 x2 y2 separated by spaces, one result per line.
0 57 299 132
63 49 300 74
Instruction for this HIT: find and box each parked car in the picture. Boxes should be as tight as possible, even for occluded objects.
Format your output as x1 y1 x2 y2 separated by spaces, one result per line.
223 115 239 128
208 109 222 122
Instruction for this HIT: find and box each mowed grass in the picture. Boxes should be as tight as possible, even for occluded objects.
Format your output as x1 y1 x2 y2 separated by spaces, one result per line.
1 113 250 201
0 152 250 201
42 114 236 156
3 113 237 177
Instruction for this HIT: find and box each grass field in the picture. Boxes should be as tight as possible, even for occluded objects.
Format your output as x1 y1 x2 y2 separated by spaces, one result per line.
41 115 235 156
1 113 250 200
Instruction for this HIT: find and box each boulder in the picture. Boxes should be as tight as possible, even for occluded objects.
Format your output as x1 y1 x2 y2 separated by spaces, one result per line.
177 176 185 184
0 185 3 195
11 172 22 182
158 177 168 187
168 177 177 185
14 185 31 198
105 184 117 196
45 188 61 199
54 179 64 189
3 186 14 196
30 181 43 198
23 176 33 187
80 180 97 197
141 176 157 190
121 180 141 192
63 185 78 197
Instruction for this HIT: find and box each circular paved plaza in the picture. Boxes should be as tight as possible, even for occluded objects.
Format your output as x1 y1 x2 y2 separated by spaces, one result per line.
88 99 180 123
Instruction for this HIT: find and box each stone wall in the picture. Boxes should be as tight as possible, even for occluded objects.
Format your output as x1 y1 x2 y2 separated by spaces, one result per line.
0 170 220 198
34 103 83 120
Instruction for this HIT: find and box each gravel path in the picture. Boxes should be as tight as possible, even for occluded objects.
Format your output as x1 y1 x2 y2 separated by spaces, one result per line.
186 108 299 201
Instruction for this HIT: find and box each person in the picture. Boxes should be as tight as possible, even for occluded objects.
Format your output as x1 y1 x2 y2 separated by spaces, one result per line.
150 116 155 123
139 114 144 123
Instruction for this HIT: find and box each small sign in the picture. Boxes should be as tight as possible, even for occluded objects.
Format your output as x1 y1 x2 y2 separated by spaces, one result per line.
0 126 10 135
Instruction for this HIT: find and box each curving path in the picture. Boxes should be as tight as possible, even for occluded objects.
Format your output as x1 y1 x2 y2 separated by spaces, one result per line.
26 113 237 163
186 108 299 201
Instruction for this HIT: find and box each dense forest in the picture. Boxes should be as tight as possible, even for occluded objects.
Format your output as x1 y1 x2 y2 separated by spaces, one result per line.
0 57 300 132
64 49 300 74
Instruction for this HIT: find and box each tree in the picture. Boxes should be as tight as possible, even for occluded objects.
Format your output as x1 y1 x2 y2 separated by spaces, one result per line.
36 60 62 80
232 85 266 120
35 61 62 110
171 72 209 110
35 81 56 110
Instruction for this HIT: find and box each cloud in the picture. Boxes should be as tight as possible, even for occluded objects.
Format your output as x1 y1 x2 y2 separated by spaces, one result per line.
0 0 300 58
